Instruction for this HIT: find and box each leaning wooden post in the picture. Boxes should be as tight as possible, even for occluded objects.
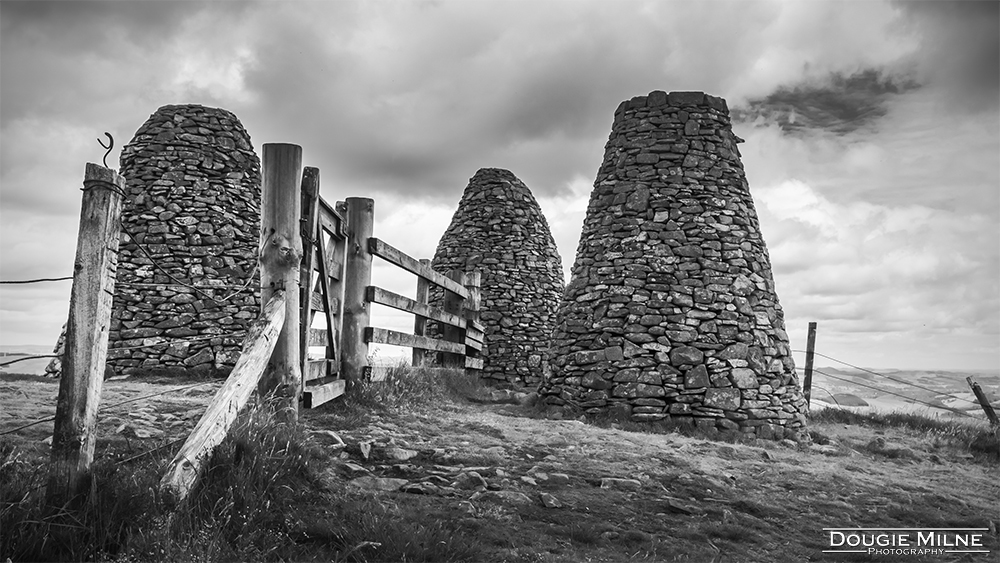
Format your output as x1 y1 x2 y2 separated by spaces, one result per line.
160 292 287 506
442 270 467 369
258 144 303 423
802 321 817 408
967 377 999 426
47 163 123 507
412 258 431 367
341 197 375 388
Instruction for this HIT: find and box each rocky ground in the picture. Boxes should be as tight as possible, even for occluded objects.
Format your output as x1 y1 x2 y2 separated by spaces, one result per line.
2 374 997 562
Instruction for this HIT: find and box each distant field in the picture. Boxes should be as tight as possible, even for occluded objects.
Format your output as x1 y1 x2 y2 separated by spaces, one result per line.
0 346 54 376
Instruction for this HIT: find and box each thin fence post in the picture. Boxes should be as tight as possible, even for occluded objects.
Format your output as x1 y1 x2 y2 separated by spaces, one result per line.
442 270 466 369
299 167 321 378
341 197 374 388
803 322 817 408
463 271 482 374
258 144 303 423
47 163 123 507
412 258 431 367
967 377 999 426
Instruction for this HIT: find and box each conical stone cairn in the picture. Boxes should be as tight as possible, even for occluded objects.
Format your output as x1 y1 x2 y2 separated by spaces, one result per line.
539 91 808 440
432 168 565 387
108 104 262 376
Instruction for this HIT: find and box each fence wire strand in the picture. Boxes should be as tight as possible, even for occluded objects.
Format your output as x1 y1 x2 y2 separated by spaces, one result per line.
806 367 977 418
794 349 982 407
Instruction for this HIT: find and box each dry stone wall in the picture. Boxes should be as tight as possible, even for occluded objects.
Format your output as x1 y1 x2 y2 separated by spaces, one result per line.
539 91 808 440
432 168 565 387
104 104 262 376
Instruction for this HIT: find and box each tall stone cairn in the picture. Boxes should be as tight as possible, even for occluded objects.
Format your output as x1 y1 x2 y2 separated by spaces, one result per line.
539 91 808 440
104 104 262 376
432 168 565 387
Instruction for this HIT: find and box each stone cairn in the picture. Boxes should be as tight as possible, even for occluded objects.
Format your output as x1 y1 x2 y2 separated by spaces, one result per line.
431 168 565 387
539 91 808 440
47 104 262 377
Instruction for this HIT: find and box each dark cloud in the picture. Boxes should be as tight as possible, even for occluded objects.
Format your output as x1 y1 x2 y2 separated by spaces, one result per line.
895 0 1000 111
733 69 919 134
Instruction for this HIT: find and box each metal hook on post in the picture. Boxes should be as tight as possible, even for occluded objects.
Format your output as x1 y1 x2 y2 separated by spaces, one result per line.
97 132 114 168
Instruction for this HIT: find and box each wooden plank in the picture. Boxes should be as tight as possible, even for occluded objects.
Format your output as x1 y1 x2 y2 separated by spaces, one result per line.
466 357 484 370
442 270 466 369
464 338 483 353
325 252 343 282
309 292 340 315
366 327 465 354
160 291 286 506
367 286 466 329
48 163 124 507
304 359 328 382
299 167 320 382
470 320 486 333
258 143 303 423
466 326 485 342
303 378 346 408
308 328 328 347
317 207 341 242
319 197 347 239
368 238 468 298
315 226 339 366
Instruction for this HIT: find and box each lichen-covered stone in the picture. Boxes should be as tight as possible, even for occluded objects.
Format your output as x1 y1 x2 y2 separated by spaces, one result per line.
539 91 808 440
432 168 564 387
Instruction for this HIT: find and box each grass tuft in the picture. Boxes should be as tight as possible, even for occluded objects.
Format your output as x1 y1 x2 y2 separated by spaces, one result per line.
810 407 998 459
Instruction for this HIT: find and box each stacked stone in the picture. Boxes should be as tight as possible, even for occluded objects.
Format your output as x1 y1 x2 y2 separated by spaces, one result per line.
431 168 565 387
104 104 262 376
539 91 808 440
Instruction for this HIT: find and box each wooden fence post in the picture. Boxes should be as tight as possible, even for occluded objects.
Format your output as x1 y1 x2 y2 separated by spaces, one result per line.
299 167 321 377
442 270 466 369
341 197 375 388
412 258 431 367
258 144 303 423
463 271 481 326
802 322 817 408
47 163 123 507
967 377 999 426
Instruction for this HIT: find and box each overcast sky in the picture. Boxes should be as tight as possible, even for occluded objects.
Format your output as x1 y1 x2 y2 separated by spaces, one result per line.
1 0 997 372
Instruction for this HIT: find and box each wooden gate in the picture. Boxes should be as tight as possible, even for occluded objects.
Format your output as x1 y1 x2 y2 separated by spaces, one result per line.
298 168 348 408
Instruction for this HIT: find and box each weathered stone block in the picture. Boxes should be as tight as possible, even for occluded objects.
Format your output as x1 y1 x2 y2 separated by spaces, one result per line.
704 388 741 410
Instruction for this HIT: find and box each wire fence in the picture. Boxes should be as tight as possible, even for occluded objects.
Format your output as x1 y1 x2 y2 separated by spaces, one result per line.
792 348 998 420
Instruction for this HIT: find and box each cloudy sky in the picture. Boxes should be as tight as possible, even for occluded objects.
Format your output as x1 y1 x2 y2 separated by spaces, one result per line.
1 0 997 372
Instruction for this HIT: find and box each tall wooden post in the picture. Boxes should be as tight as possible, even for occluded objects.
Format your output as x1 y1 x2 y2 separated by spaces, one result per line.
341 197 374 388
47 163 123 507
412 258 431 367
803 322 817 407
442 270 467 369
258 144 303 423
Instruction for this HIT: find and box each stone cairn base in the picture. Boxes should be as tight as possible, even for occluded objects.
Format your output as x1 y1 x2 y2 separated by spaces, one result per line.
540 91 808 440
432 168 565 387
